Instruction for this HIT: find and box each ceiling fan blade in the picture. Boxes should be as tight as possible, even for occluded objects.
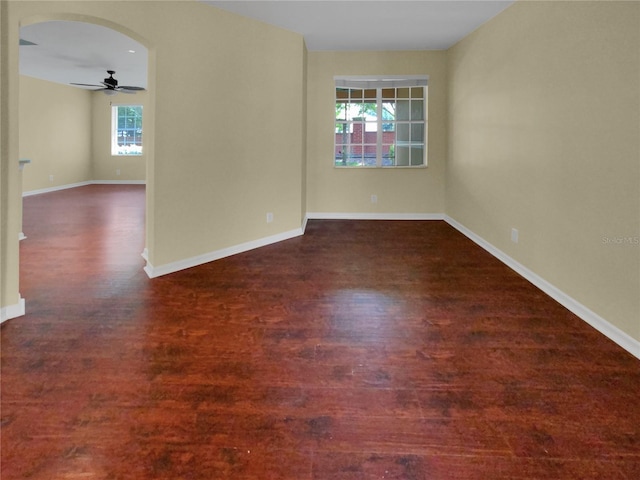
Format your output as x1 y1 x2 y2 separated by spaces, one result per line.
71 72 145 95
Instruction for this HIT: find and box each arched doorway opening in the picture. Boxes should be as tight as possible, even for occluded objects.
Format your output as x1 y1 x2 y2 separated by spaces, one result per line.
13 13 155 319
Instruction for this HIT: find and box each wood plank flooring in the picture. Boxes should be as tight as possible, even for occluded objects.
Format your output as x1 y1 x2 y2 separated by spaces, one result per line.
2 184 639 479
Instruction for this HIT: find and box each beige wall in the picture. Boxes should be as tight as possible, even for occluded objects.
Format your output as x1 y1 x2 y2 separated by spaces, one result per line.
92 90 148 181
2 0 22 316
306 51 447 215
19 75 148 189
447 1 640 341
150 3 305 266
19 75 92 192
300 43 308 224
3 0 306 290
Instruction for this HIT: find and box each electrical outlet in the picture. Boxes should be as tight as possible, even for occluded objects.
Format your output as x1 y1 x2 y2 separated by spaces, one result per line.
511 228 519 243
116 169 121 176
266 212 274 223
371 194 378 204
49 175 54 182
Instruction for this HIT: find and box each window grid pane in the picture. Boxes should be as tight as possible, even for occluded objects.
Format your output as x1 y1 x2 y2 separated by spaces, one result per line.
334 84 426 167
112 105 143 156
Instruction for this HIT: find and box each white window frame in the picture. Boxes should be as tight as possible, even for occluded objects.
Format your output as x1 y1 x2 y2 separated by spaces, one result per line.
111 105 143 156
334 75 428 168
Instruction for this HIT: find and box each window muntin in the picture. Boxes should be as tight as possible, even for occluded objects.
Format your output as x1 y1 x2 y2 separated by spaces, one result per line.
334 77 427 167
111 105 143 156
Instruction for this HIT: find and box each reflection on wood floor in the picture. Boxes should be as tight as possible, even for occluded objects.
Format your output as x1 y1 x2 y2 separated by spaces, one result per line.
2 184 639 479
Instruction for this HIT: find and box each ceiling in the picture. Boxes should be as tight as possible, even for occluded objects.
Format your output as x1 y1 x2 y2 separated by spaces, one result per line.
19 21 148 90
204 1 515 51
19 1 514 89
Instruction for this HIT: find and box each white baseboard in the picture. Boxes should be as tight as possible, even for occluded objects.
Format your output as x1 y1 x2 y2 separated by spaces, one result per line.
17 182 638 358
22 181 92 197
306 212 445 221
91 180 146 185
1 296 25 323
444 215 640 360
23 180 145 196
144 227 305 278
145 213 441 277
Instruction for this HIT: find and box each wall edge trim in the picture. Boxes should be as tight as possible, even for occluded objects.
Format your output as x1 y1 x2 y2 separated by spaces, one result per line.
23 180 146 197
306 212 445 221
444 215 640 360
1 296 25 323
91 180 146 185
22 181 92 197
144 227 304 278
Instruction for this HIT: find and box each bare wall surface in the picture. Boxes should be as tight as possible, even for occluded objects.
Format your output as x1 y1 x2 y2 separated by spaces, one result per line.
150 2 305 266
92 90 148 182
20 76 92 191
4 0 306 283
447 0 640 341
1 0 21 317
306 50 447 215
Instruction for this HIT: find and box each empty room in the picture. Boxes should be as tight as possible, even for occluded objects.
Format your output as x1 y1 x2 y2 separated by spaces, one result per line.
1 1 639 479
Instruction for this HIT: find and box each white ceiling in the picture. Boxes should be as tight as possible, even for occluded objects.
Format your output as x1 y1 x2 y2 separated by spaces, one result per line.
20 21 148 90
19 1 514 89
204 0 515 51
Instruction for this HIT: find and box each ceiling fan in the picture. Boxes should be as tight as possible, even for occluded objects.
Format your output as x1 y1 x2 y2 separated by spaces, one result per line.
71 70 145 95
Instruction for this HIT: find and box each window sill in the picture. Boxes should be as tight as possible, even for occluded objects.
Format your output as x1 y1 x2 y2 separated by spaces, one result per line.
333 165 427 169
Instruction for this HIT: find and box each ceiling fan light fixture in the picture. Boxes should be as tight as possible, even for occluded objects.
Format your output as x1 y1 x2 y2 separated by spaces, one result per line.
71 71 144 94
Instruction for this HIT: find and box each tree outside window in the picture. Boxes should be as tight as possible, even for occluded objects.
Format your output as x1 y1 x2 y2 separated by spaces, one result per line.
112 105 143 156
334 76 427 168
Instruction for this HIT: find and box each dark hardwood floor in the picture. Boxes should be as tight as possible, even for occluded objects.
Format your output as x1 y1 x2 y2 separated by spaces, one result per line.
2 184 639 479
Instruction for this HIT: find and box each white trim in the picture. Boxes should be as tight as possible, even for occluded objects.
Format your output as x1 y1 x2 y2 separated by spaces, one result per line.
1 296 25 323
306 212 444 221
19 232 27 241
91 180 146 185
144 227 304 278
22 180 145 197
141 248 149 262
16 180 638 358
22 181 91 197
444 215 640 360
335 75 429 89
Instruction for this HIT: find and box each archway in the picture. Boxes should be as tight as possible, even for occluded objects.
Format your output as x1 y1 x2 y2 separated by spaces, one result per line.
1 10 155 322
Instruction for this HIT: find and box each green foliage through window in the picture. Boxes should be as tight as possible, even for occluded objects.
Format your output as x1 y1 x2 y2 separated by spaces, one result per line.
112 105 143 156
334 79 427 167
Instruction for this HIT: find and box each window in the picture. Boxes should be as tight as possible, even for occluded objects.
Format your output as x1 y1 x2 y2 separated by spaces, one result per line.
112 105 143 155
334 76 428 167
